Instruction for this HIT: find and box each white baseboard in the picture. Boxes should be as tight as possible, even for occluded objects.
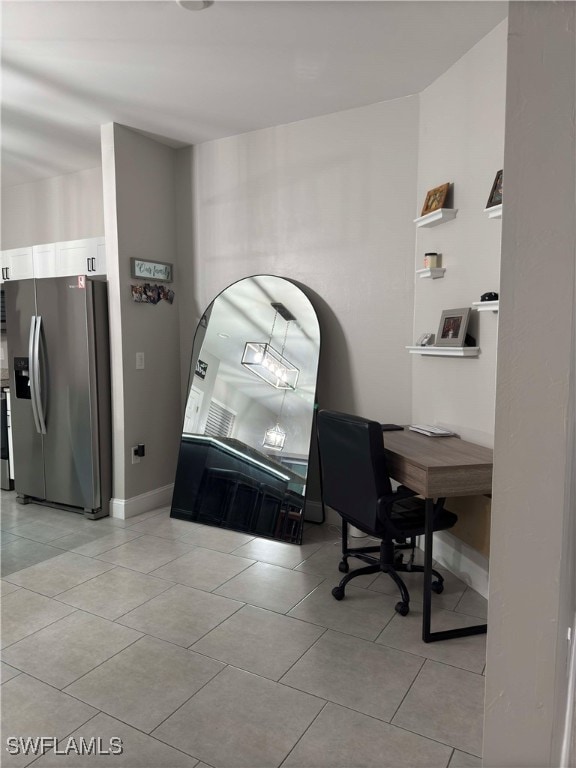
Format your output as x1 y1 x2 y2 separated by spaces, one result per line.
560 611 576 768
419 529 489 599
110 484 174 520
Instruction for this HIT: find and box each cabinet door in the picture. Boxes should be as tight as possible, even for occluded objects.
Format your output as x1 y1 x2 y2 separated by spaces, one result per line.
93 237 107 275
55 239 96 277
2 247 34 281
32 242 57 278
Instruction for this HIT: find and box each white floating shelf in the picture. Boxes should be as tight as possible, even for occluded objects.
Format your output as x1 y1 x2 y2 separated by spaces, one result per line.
414 209 458 228
472 300 499 312
416 267 446 280
406 346 480 357
484 204 502 219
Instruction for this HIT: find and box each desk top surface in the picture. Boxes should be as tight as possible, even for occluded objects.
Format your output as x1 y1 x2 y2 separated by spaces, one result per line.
383 428 493 471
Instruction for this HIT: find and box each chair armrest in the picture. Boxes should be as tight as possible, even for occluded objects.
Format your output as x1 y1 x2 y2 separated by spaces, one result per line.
376 485 418 521
384 485 418 504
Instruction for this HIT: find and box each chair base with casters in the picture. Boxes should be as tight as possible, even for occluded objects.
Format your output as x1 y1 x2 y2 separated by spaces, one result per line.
331 519 448 616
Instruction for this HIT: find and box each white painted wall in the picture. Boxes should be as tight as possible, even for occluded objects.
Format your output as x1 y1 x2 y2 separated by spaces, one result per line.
409 20 508 578
1 167 104 249
183 97 420 424
483 4 576 766
412 20 507 447
101 123 182 508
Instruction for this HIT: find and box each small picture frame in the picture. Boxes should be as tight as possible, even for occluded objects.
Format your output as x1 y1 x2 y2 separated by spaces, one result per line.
436 308 471 347
421 183 450 216
486 170 503 208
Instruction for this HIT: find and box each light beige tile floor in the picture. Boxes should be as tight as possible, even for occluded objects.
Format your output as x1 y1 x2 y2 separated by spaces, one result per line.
0 492 487 768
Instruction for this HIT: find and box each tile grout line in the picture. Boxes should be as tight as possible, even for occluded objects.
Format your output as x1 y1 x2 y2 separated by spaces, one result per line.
3 632 145 691
149 661 233 739
24 710 102 768
0 605 81 653
278 701 330 768
388 653 427 723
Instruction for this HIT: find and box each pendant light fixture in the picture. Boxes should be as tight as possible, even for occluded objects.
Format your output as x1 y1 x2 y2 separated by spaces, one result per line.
263 389 288 451
241 303 299 390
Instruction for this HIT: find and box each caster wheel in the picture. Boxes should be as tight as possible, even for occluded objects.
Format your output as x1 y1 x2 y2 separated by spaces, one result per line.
431 581 444 594
338 561 350 573
395 601 409 616
332 586 345 601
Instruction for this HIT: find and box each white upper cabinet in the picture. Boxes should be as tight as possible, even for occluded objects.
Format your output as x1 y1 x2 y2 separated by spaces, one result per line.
32 242 58 278
3 237 106 281
55 237 106 278
1 246 34 282
93 237 107 275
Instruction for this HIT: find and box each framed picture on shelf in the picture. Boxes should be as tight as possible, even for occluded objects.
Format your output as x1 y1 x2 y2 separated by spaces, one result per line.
436 307 471 347
486 170 503 208
421 182 450 216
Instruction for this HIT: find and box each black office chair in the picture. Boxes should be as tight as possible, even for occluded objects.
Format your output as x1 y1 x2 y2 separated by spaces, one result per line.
317 409 458 616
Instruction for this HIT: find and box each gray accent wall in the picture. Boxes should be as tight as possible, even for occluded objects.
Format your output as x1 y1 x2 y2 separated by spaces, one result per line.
101 123 182 501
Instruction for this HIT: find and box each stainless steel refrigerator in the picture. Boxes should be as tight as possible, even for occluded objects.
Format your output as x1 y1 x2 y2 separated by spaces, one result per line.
4 276 111 519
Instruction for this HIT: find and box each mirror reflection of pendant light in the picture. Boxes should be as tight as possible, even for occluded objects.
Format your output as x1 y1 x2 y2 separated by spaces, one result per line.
241 303 299 390
263 389 287 451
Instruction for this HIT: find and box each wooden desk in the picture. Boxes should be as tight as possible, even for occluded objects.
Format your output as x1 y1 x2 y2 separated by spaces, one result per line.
383 428 493 643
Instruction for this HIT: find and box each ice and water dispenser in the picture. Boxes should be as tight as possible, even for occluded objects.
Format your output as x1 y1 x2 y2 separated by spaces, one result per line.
13 357 31 399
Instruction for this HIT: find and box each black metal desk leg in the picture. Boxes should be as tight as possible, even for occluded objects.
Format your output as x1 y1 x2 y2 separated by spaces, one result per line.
422 497 434 643
422 497 488 643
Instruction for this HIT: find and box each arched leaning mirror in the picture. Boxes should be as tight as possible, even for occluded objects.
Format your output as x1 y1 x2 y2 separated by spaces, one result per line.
171 275 321 544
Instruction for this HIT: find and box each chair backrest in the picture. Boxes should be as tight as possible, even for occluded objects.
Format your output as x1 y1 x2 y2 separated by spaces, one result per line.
317 409 393 534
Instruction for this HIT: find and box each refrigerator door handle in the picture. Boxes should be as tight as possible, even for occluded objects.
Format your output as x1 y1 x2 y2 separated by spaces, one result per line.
28 316 42 434
32 315 47 435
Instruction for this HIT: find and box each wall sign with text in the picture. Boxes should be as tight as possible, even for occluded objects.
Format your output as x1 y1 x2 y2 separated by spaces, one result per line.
130 258 173 283
195 360 208 379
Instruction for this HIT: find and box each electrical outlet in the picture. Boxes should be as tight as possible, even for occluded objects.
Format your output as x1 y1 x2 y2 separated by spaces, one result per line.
131 446 140 464
136 352 145 370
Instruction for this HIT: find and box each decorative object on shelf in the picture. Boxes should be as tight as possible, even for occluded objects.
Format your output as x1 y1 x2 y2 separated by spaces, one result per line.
481 291 499 302
485 170 503 210
423 252 441 269
436 307 471 347
131 283 175 304
416 332 435 346
241 302 299 390
130 258 173 282
421 182 450 216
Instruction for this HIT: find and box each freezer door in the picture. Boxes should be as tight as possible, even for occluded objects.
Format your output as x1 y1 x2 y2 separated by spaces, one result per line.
35 277 100 510
4 280 46 499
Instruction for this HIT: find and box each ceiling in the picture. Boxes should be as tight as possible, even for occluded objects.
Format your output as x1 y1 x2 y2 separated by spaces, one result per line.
1 0 507 188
